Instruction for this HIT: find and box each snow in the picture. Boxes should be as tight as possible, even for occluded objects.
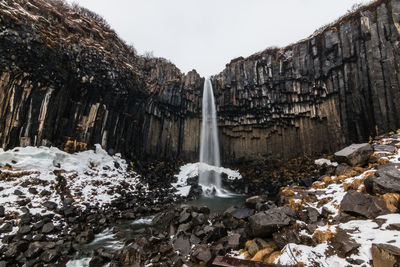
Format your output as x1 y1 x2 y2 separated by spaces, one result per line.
315 158 338 167
0 145 143 216
171 162 242 197
275 134 400 267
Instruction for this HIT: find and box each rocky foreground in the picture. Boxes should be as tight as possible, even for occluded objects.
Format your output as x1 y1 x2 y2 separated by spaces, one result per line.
0 131 400 266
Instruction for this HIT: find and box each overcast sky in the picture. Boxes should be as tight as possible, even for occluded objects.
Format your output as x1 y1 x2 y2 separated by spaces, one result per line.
66 0 371 77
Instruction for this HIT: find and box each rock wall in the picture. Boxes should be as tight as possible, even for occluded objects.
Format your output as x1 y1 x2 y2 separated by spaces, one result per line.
213 0 400 161
0 0 400 163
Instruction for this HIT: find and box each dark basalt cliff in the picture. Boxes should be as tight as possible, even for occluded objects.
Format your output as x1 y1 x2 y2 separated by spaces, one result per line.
0 0 400 162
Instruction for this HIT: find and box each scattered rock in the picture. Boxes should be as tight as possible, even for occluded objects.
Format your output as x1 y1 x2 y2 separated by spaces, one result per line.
371 243 400 267
192 244 212 263
0 222 13 233
248 207 294 237
172 235 191 255
373 144 396 153
40 189 51 196
340 191 389 218
225 206 253 219
75 229 94 244
0 206 4 217
42 201 57 210
41 222 54 234
18 225 32 234
40 248 59 263
329 228 360 257
245 195 268 209
335 163 352 176
365 164 400 195
334 143 373 166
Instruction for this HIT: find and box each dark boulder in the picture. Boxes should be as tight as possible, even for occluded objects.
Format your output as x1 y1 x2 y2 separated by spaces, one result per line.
365 164 400 195
225 206 254 219
329 228 360 258
172 234 191 255
334 143 373 166
40 248 60 263
41 222 54 234
248 207 294 237
192 244 212 264
373 144 396 153
42 201 58 210
0 222 13 233
340 191 389 218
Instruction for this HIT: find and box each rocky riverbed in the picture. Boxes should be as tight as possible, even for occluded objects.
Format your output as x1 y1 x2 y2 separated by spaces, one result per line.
1 131 400 266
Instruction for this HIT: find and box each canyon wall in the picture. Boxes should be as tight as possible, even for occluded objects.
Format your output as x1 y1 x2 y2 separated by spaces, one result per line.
213 0 400 161
0 0 400 163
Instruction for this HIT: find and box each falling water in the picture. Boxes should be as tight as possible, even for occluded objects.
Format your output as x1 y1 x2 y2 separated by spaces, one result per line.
199 78 221 194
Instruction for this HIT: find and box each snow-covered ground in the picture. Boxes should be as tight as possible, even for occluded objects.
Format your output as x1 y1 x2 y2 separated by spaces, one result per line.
0 144 144 216
273 137 400 266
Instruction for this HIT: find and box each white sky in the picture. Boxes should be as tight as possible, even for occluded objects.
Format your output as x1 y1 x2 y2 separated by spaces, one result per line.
67 0 371 77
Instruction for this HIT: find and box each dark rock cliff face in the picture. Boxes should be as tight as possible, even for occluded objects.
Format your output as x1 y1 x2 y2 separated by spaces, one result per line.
0 0 203 161
0 0 399 163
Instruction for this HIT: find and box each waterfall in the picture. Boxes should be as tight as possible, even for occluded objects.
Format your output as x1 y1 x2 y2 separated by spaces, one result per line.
199 78 222 195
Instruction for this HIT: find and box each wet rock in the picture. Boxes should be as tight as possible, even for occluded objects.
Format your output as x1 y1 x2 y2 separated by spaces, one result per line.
152 210 175 229
225 206 254 219
42 201 57 210
249 207 294 237
75 229 94 244
245 195 268 209
371 243 400 267
0 222 13 233
41 222 54 234
334 143 373 166
192 244 212 263
89 255 106 267
0 206 4 217
365 164 400 195
340 191 389 218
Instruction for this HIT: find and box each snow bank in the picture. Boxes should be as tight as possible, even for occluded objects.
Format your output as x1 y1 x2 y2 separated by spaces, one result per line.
0 145 142 215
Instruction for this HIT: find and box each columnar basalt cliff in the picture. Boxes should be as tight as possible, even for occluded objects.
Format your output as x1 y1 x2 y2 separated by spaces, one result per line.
0 0 399 163
213 0 400 161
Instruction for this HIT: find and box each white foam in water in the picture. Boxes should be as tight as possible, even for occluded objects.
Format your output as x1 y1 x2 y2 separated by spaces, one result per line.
131 215 155 225
172 162 241 197
66 258 91 267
